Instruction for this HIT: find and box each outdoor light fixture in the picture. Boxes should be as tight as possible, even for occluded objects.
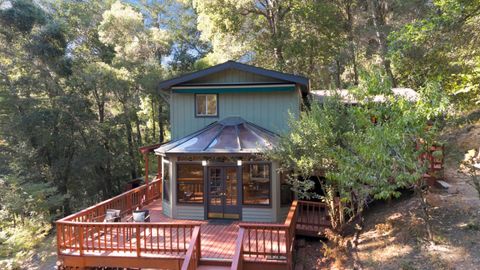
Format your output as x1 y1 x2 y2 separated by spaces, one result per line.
237 160 242 166
202 160 207 166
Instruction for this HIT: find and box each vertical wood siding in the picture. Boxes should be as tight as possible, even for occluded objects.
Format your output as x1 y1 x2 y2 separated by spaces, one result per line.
242 207 274 222
175 205 205 220
187 69 286 84
171 91 300 139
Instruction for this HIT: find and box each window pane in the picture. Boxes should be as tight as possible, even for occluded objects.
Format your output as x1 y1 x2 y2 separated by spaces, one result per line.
196 95 206 115
206 94 217 115
162 161 170 202
242 163 270 205
177 164 204 203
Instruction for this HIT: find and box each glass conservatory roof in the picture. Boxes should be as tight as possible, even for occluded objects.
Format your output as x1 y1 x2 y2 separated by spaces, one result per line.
154 117 279 155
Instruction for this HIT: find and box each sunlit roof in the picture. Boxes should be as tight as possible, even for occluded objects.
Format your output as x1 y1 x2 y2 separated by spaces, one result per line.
154 117 279 155
311 88 419 104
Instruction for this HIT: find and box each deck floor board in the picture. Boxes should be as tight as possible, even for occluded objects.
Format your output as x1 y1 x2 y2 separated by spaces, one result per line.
142 199 240 259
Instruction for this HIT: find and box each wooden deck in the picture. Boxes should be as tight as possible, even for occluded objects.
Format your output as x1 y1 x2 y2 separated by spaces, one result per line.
143 199 241 259
56 178 330 269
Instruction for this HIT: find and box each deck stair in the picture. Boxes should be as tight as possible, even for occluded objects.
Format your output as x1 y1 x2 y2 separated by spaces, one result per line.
199 258 231 266
197 266 230 270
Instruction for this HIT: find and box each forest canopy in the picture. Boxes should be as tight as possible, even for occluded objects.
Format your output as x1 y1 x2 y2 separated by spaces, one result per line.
0 0 479 262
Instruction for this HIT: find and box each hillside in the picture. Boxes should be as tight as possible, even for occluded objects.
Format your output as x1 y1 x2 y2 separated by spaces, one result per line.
297 120 480 270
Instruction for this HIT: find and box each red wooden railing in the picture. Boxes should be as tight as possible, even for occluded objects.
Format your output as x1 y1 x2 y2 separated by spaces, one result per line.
56 178 205 267
231 227 245 270
57 221 197 257
233 201 297 269
296 200 330 236
180 226 201 270
232 200 329 270
419 144 445 186
61 178 162 223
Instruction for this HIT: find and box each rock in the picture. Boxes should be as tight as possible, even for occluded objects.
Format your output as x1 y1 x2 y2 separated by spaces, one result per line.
436 180 451 189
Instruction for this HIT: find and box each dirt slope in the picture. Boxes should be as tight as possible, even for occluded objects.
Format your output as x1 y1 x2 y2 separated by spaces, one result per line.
297 122 480 270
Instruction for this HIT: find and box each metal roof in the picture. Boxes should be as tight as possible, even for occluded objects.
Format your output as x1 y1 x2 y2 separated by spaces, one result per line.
311 88 419 104
154 117 279 155
158 60 310 93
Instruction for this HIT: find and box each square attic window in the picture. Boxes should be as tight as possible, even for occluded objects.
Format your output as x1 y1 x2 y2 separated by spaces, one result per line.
195 94 218 117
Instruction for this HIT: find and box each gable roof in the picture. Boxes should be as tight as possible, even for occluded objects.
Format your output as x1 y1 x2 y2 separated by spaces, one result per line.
158 60 310 93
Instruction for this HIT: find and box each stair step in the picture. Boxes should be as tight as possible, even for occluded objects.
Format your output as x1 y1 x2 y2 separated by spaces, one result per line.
199 258 231 266
197 266 230 270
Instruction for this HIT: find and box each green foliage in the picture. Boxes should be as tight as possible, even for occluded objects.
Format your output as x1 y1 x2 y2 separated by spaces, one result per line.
390 0 480 109
0 0 46 33
269 70 442 229
0 0 195 262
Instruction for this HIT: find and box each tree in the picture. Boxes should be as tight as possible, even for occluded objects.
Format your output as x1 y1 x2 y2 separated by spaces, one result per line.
268 70 444 233
390 0 480 109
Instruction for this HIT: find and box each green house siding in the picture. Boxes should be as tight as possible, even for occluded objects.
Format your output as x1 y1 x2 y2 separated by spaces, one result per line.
170 91 300 140
186 69 287 84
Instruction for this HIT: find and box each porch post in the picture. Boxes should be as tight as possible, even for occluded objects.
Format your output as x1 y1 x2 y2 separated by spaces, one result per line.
157 155 161 179
144 153 149 203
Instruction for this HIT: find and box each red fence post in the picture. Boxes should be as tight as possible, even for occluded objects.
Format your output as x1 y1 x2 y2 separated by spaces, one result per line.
144 153 149 203
78 224 84 256
136 224 141 257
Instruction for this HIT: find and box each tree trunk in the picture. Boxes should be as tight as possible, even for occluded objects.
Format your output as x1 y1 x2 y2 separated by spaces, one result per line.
98 101 105 123
335 59 342 88
135 115 142 146
415 184 433 242
102 140 114 198
345 1 359 85
368 0 396 87
125 119 138 179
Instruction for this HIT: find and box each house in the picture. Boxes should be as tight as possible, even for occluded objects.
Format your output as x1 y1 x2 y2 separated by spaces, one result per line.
55 61 330 270
154 60 310 223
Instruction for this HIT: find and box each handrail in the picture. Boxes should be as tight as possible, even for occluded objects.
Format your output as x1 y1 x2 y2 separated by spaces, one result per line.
232 200 329 270
57 222 198 258
59 178 162 222
230 227 245 270
181 226 201 270
235 200 299 269
296 200 330 234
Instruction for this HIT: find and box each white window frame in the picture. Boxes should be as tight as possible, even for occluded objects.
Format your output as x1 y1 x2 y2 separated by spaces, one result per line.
195 94 218 117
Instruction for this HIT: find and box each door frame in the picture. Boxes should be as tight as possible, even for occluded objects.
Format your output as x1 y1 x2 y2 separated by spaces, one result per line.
204 165 242 219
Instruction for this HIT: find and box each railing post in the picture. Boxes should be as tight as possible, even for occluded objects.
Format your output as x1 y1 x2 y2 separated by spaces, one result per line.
157 155 162 180
144 153 149 203
136 224 141 257
231 227 245 270
196 227 201 264
286 227 292 270
78 224 84 256
56 222 61 255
